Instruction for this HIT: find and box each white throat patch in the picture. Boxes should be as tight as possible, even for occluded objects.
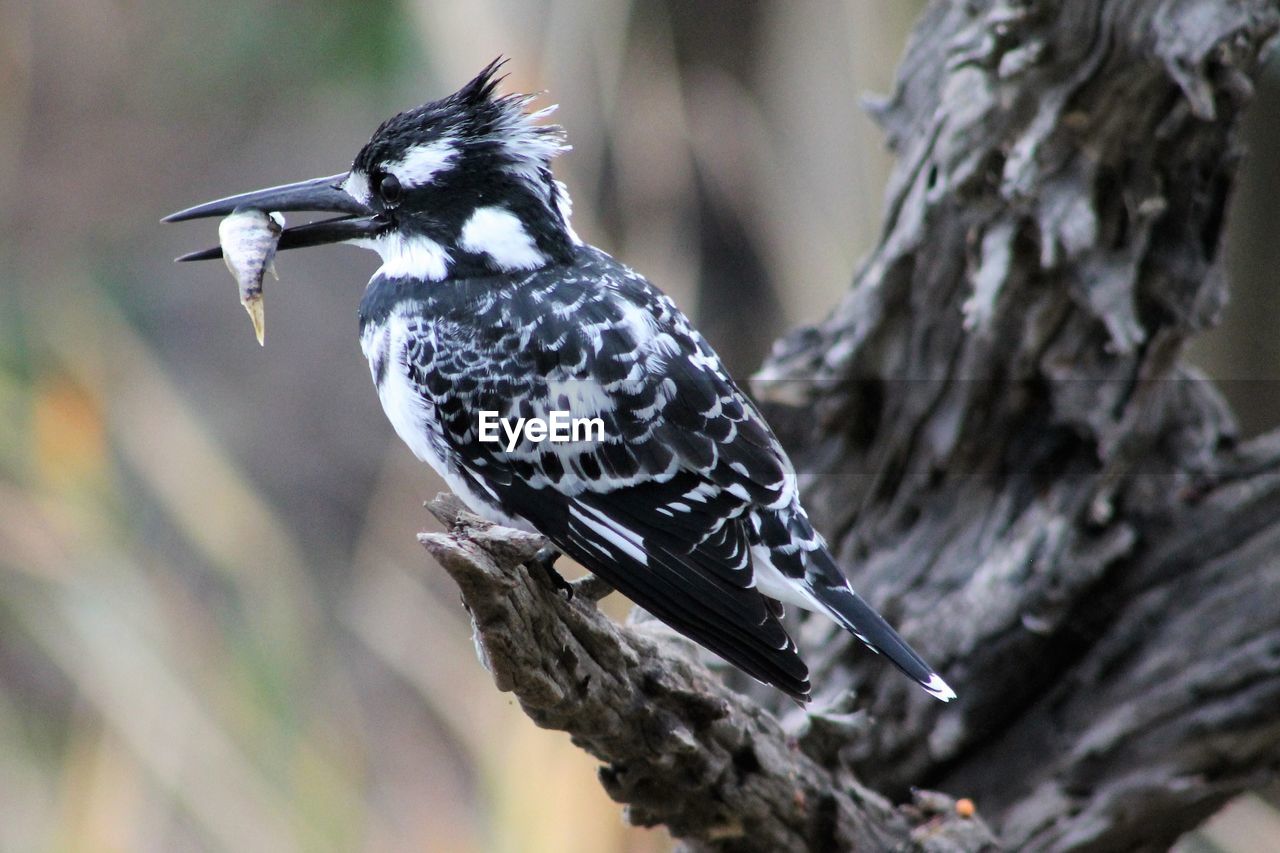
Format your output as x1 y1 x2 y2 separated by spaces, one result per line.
459 206 547 271
352 233 452 281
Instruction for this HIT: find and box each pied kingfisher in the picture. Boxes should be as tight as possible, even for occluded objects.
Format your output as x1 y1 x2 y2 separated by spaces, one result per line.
166 60 954 703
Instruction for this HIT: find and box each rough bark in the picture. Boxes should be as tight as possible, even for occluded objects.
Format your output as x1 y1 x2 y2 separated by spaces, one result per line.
421 496 997 852
420 2 1280 851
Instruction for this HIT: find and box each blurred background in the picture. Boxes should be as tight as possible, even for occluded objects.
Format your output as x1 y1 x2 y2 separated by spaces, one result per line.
1 1 1277 851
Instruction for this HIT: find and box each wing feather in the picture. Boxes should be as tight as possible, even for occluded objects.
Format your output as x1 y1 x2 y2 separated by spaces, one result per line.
405 249 812 697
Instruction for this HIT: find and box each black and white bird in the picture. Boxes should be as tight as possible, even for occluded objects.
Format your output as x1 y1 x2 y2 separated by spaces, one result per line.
166 60 955 704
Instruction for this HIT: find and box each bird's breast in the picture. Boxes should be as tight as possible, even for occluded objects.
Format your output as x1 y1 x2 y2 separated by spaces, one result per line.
361 310 536 532
363 316 445 469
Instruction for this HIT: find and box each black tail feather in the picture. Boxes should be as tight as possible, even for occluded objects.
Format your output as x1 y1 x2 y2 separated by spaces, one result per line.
808 552 956 702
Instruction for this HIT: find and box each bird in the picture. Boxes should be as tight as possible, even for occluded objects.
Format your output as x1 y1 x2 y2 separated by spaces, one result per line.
165 59 955 704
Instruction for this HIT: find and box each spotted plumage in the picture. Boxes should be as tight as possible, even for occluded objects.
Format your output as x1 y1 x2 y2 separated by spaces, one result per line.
167 59 955 703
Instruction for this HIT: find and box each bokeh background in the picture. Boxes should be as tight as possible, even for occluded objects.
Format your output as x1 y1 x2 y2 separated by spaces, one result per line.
1 2 1278 851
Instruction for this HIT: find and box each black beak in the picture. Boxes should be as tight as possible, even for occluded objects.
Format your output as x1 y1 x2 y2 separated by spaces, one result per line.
164 172 380 262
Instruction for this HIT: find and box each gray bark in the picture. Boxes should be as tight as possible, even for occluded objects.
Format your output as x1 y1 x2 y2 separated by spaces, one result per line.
421 2 1280 851
421 496 998 852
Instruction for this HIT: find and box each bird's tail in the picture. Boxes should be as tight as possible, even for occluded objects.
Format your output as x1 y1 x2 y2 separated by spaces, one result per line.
807 547 956 702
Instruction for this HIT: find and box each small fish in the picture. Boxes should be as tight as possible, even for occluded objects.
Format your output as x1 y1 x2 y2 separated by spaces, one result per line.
218 208 284 345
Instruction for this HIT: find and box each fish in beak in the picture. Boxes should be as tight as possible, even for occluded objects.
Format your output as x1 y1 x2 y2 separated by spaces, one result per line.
164 172 380 262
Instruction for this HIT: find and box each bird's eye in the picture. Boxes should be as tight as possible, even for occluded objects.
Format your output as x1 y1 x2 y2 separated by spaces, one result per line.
379 173 402 206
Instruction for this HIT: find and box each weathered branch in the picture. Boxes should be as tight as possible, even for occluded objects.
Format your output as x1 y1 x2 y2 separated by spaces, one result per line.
417 1 1280 850
420 496 996 852
752 1 1280 850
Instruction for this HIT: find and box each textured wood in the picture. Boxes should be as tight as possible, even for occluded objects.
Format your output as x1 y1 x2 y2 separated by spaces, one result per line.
756 1 1280 850
421 497 997 852
420 2 1280 850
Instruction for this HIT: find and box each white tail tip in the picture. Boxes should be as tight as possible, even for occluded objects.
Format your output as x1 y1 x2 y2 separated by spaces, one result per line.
923 673 957 702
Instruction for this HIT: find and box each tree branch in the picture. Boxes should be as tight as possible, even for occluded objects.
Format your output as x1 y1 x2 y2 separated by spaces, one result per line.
417 1 1280 850
420 496 996 852
752 1 1280 850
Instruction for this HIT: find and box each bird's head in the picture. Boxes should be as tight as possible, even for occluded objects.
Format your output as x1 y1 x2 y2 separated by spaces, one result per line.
167 59 577 280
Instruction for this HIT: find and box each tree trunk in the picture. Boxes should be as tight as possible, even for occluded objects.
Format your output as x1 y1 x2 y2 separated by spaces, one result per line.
422 2 1280 850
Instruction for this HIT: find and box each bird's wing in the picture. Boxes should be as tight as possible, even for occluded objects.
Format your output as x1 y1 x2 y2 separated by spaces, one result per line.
416 261 811 697
478 468 810 699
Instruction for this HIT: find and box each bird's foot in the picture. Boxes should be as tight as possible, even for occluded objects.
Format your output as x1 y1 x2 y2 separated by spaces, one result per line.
528 546 574 598
571 575 615 602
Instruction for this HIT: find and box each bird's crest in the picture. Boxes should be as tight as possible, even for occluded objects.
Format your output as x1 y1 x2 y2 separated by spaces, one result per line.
355 57 568 180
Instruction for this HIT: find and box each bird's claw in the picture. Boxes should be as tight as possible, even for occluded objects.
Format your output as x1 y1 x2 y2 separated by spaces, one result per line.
571 575 615 602
529 546 574 598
